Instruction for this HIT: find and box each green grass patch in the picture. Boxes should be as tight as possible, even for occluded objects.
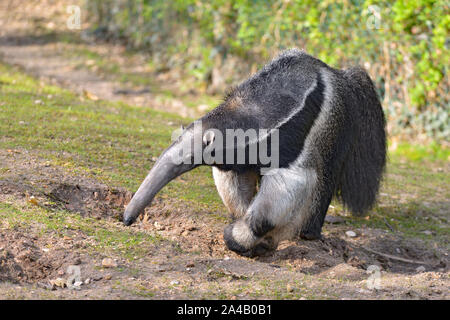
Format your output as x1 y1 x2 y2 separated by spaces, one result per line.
0 201 162 260
389 141 449 163
0 62 221 209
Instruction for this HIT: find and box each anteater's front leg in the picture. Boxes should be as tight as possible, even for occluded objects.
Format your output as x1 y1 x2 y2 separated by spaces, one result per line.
223 167 317 256
212 167 259 220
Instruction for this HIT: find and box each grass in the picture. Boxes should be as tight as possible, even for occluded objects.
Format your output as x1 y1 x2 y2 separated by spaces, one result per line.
0 62 221 209
0 201 162 260
389 140 449 163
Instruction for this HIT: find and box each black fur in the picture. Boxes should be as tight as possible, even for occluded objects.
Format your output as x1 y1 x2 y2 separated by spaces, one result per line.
199 50 386 218
249 215 275 238
276 73 325 167
198 52 328 173
338 67 387 214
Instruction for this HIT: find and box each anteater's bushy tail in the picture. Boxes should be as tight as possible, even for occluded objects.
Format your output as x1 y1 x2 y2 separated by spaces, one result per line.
339 67 387 215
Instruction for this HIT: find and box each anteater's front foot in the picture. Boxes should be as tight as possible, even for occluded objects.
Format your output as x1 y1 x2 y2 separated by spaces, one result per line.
224 223 276 257
223 223 250 256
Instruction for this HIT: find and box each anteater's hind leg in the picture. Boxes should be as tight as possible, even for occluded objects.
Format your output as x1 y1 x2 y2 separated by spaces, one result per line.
299 189 333 240
212 167 259 220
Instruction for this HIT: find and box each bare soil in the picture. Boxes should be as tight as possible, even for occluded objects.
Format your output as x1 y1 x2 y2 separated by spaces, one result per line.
0 150 449 299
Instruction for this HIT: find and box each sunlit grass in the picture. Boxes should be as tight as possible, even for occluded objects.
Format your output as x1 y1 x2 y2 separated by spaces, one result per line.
0 63 221 208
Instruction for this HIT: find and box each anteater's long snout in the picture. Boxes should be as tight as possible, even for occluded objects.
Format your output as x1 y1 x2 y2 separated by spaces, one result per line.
123 137 197 226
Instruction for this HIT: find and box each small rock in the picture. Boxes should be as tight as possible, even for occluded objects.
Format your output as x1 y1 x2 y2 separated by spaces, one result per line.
102 258 118 268
286 284 294 293
73 257 82 265
154 221 165 230
70 281 83 290
422 230 432 236
103 274 112 280
358 288 371 294
224 256 230 261
325 215 344 224
186 262 195 268
57 270 65 276
345 230 357 238
416 266 426 273
170 280 179 285
84 278 91 285
38 282 56 291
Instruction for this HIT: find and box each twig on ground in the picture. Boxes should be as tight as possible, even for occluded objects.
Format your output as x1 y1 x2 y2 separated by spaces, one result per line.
361 246 429 265
383 217 395 232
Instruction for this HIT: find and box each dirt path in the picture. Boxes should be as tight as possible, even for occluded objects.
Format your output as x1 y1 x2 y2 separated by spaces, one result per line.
0 0 201 118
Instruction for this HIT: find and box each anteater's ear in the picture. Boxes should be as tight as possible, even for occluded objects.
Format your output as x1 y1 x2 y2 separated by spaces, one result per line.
203 130 215 146
180 124 185 131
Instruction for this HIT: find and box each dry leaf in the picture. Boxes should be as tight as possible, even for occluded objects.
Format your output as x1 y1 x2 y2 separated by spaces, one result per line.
28 196 39 206
83 89 99 101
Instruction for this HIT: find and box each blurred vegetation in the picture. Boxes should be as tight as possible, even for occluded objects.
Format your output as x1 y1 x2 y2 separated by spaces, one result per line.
85 0 449 140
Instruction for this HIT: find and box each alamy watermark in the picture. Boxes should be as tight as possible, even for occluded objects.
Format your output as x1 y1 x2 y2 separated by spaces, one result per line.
366 265 382 290
365 5 382 30
66 265 82 290
67 5 81 30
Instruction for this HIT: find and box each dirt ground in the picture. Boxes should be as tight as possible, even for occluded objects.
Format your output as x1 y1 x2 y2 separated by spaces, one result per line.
0 0 449 300
0 149 448 299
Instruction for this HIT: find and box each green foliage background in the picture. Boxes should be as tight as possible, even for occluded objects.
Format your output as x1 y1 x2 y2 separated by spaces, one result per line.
86 0 449 140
